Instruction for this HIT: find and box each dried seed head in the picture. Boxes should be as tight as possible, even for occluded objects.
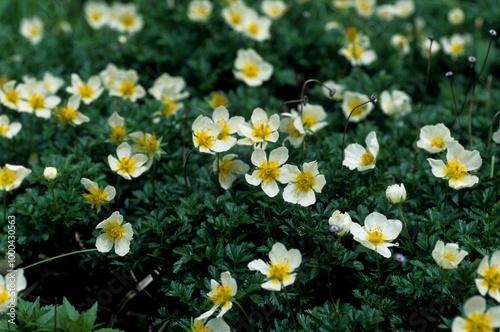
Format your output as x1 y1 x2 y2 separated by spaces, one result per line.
329 88 336 97
370 94 378 104
329 225 341 233
303 95 309 105
445 71 453 77
394 253 407 266
468 56 476 63
428 36 434 41
489 29 497 37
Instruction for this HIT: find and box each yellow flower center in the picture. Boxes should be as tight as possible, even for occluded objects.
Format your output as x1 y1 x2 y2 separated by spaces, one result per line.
258 161 280 183
110 125 126 142
5 90 19 105
59 107 77 123
442 252 456 262
208 285 232 307
247 22 259 35
195 129 215 149
451 41 464 54
0 123 10 136
194 7 208 17
294 172 315 193
464 313 492 332
286 122 302 138
359 1 370 12
136 135 159 153
210 92 228 108
218 159 236 180
346 27 358 42
270 8 279 16
122 14 136 28
365 225 387 246
230 12 242 25
161 97 178 116
443 158 467 182
251 120 272 141
0 286 10 305
0 167 16 189
360 152 375 166
302 115 317 130
193 321 212 332
29 26 40 37
83 187 108 208
482 265 500 293
267 260 291 284
430 137 446 148
78 83 95 100
103 221 125 242
348 98 367 117
216 120 231 140
117 157 136 174
347 44 364 59
119 80 136 98
90 11 101 22
28 94 46 111
242 63 259 79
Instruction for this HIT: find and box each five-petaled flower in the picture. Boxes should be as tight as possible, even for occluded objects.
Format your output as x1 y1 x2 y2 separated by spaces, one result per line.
197 271 237 320
233 49 273 87
245 147 289 197
238 107 280 149
343 131 379 171
108 142 149 180
475 250 500 302
432 240 468 269
81 178 116 212
0 164 31 192
96 211 133 256
281 161 326 207
213 154 250 190
451 296 500 332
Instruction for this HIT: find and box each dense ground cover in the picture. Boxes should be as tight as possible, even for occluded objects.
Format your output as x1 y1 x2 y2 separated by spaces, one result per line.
0 0 500 331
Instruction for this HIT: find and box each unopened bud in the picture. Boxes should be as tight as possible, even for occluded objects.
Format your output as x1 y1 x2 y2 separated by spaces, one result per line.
43 167 58 181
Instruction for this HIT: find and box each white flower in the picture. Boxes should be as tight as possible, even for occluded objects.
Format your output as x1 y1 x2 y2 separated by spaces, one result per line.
417 123 455 154
380 90 411 117
451 296 500 332
108 111 126 143
81 178 116 211
328 211 352 236
343 131 379 171
420 38 440 57
341 92 374 122
245 147 289 197
43 167 58 181
493 127 500 144
192 115 231 154
432 240 468 269
58 95 90 126
376 5 396 21
211 106 244 150
241 13 272 42
18 81 61 119
191 318 230 332
0 81 22 110
108 142 149 180
391 34 410 56
281 161 326 207
332 0 351 10
222 2 254 32
42 72 64 95
213 154 250 190
385 184 406 204
0 164 32 192
20 16 43 45
0 115 22 139
248 242 302 291
84 1 110 29
354 0 375 17
108 3 143 34
427 140 482 190
197 272 237 320
350 212 402 258
96 211 133 256
188 0 213 22
233 49 273 87
66 74 104 105
393 0 414 18
339 43 377 66
441 33 472 58
279 110 305 148
109 70 146 102
238 108 280 148
261 0 287 19
475 251 500 302
0 270 27 313
448 8 464 25
100 63 122 89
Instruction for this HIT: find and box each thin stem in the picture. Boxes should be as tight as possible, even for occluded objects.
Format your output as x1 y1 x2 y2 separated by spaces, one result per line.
398 204 415 254
487 111 500 154
468 75 477 147
413 37 434 174
49 182 58 209
477 31 496 79
152 158 157 206
447 74 463 142
375 252 381 286
22 249 98 270
234 301 256 332
299 79 335 116
183 148 196 194
281 283 298 331
440 269 446 294
491 156 496 179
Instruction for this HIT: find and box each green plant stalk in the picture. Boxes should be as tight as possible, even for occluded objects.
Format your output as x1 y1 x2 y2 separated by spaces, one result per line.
183 148 196 195
375 252 381 286
22 249 98 270
281 282 298 331
491 156 495 179
49 182 58 209
397 205 415 253
116 175 121 210
152 158 157 206
234 301 256 332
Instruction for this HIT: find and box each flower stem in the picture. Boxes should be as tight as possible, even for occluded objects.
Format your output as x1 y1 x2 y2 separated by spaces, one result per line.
397 205 414 254
281 282 298 331
22 249 98 270
49 182 58 209
3 191 7 227
375 252 381 286
486 111 500 155
152 158 157 206
183 148 196 194
234 301 256 332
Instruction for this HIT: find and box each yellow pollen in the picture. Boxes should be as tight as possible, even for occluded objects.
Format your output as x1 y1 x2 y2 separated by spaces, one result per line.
442 252 456 262
270 8 279 16
161 97 178 116
482 265 500 293
230 12 242 24
5 90 19 105
83 187 108 208
121 14 135 28
119 80 136 98
210 92 228 108
347 44 364 59
251 120 272 140
0 286 10 305
0 167 16 189
29 26 40 37
294 172 315 193
258 161 280 183
242 63 259 79
0 123 9 136
360 152 374 166
193 321 212 332
110 125 126 142
195 129 215 149
450 41 464 54
217 121 231 140
117 157 136 174
91 11 101 22
359 1 370 12
194 7 208 17
218 160 236 180
443 158 466 182
59 107 77 123
208 285 232 306
136 135 159 152
430 137 446 149
28 94 45 111
349 98 366 117
287 122 302 138
464 313 492 332
267 260 291 284
346 27 358 42
103 221 125 241
247 22 259 35
365 225 386 246
302 115 317 130
78 83 95 100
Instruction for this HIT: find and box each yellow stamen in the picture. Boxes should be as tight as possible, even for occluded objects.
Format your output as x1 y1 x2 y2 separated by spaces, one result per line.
365 225 387 246
247 22 259 35
90 11 101 22
430 137 445 149
136 135 159 153
195 129 215 149
251 120 272 141
0 167 16 189
117 157 136 174
230 12 241 25
482 265 500 293
110 125 126 143
103 221 125 241
161 97 178 116
286 122 302 138
294 172 315 193
443 158 466 182
78 83 95 100
0 123 10 136
0 286 10 305
216 121 231 140
83 187 108 208
450 41 463 54
5 90 19 105
119 80 136 98
59 107 77 123
360 152 374 166
219 160 236 180
464 313 492 332
267 260 291 284
208 285 232 306
210 92 228 108
28 94 45 111
242 63 259 79
348 98 367 117
194 7 208 17
302 115 317 130
442 252 456 262
121 14 136 28
346 27 358 42
347 44 364 59
258 161 280 183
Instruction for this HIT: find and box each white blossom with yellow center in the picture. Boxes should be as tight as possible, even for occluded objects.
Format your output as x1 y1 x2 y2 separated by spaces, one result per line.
18 81 61 119
222 2 255 31
281 161 326 207
441 33 472 59
350 212 402 258
354 0 375 17
343 131 379 172
84 1 110 29
246 147 289 197
238 107 280 149
108 142 149 180
209 106 244 148
417 123 455 154
81 178 116 211
427 141 482 189
190 318 230 332
420 38 441 58
0 164 31 192
96 211 133 256
390 34 410 57
42 72 64 95
0 80 22 110
475 251 500 302
197 272 237 320
213 154 250 190
188 0 213 22
66 73 104 105
241 13 272 42
393 0 415 18
451 296 500 332
0 270 27 313
108 3 143 34
109 70 146 102
58 95 90 126
380 89 412 117
448 7 464 25
233 48 273 87
261 0 287 19
341 91 374 122
279 110 305 148
248 242 302 291
20 16 43 45
431 240 468 270
339 42 377 66
0 115 21 139
192 115 231 154
107 111 126 143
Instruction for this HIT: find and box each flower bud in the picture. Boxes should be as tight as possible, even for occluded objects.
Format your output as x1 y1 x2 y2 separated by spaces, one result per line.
385 183 406 204
43 167 58 181
394 253 407 266
328 210 352 236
